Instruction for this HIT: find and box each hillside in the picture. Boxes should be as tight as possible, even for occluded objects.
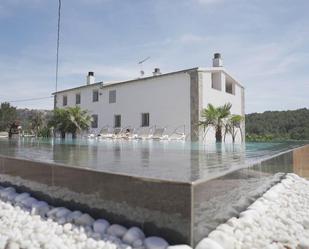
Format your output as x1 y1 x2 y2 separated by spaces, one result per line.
0 102 52 132
245 108 309 141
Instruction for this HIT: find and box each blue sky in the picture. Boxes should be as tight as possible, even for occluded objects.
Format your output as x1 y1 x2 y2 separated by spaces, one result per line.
0 0 308 113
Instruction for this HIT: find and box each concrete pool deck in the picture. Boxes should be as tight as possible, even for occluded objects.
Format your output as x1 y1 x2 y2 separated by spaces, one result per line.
0 142 308 246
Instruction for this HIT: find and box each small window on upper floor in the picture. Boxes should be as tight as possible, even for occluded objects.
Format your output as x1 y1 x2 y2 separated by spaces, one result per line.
114 114 121 128
93 90 99 102
211 72 222 91
63 95 67 106
91 114 98 128
109 90 116 103
76 93 81 105
225 81 235 95
141 113 150 127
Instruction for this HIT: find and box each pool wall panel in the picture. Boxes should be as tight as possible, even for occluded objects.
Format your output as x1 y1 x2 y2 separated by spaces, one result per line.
0 156 192 245
0 145 308 246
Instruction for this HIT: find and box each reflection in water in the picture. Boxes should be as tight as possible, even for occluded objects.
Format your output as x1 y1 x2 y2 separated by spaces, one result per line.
113 142 121 163
193 170 284 244
0 138 307 182
141 146 150 167
192 146 309 244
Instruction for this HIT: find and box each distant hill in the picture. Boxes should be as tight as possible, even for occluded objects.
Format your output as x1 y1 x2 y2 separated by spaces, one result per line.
245 108 309 141
0 102 53 132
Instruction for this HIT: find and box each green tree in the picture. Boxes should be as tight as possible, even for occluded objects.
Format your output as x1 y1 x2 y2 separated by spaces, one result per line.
66 107 92 138
49 108 69 138
30 112 43 137
0 102 17 131
38 127 51 138
246 108 309 141
224 114 244 143
49 107 91 139
200 103 232 142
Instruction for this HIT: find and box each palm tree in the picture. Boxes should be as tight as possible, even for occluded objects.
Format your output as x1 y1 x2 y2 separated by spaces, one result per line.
224 114 244 143
200 103 232 142
66 107 92 138
30 112 43 137
49 108 69 139
49 107 92 139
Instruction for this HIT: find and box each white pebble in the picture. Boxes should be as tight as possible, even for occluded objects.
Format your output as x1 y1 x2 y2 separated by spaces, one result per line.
93 219 110 234
195 238 224 249
122 227 145 245
75 213 95 226
167 245 192 249
5 240 20 249
107 224 128 238
66 210 83 223
144 237 169 249
14 192 30 203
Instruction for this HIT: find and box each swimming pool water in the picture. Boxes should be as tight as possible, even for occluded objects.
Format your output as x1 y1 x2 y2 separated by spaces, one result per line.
0 138 307 182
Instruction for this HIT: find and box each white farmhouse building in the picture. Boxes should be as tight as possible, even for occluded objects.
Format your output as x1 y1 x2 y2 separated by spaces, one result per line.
53 54 245 142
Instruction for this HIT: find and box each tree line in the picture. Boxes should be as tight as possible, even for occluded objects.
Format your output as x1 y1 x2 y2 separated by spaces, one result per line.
1 102 308 141
245 108 309 141
0 102 91 138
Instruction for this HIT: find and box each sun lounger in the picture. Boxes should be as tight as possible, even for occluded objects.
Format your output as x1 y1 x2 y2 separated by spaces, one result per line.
168 132 186 140
152 127 168 140
0 132 8 138
99 127 114 139
169 126 186 140
135 126 154 140
111 127 123 138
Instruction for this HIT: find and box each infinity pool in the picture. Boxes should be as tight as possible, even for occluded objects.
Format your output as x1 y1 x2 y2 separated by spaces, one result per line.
0 138 307 182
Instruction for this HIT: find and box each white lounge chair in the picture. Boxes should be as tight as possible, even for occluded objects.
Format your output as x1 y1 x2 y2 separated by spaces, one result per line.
87 129 100 139
169 126 186 140
99 127 114 139
169 132 186 140
117 127 137 139
152 127 168 140
0 132 8 138
111 127 123 139
113 127 128 139
88 133 96 139
135 126 154 140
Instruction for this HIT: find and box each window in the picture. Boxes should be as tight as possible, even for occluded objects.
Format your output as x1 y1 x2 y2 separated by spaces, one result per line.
93 90 99 102
141 113 150 127
76 93 81 104
91 114 98 128
109 90 116 103
114 115 121 128
225 81 235 95
211 72 221 91
63 96 67 106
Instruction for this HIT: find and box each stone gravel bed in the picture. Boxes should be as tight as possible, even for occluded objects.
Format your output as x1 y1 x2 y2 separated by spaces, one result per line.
0 186 175 249
196 173 309 249
0 173 309 249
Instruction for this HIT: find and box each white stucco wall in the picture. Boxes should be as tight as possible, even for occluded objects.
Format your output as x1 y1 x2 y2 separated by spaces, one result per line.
55 72 191 136
54 68 245 143
200 70 244 143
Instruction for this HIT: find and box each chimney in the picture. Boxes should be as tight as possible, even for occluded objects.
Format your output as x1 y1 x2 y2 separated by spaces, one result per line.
212 53 223 67
152 68 161 76
87 71 95 85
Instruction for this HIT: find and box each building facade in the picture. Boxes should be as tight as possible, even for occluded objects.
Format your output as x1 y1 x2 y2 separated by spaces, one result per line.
53 54 245 142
